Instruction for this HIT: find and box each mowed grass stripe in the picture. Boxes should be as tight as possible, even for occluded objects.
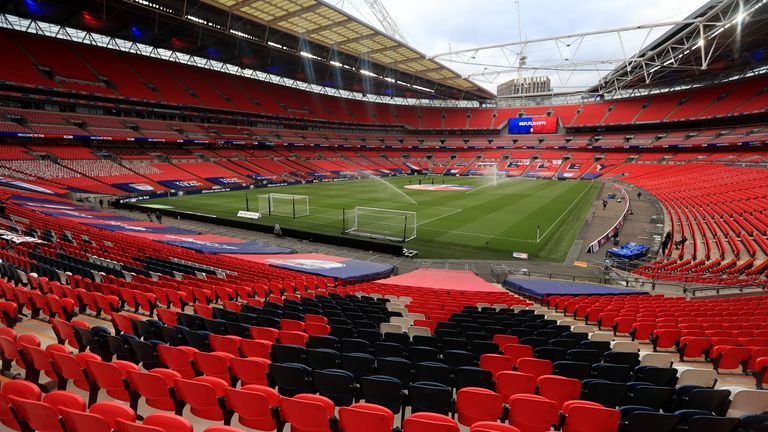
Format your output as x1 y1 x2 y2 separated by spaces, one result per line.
142 176 599 261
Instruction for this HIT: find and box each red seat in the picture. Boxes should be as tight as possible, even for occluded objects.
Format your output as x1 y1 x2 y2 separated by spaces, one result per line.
251 327 279 343
495 371 536 400
678 337 711 361
0 301 18 328
612 317 635 335
502 344 533 363
0 380 43 431
115 413 193 432
492 335 519 349
193 351 234 384
748 348 768 372
204 427 246 432
516 358 552 379
240 339 273 359
338 403 394 432
110 313 137 336
61 401 137 432
126 369 181 414
43 390 86 411
279 331 309 347
479 354 515 378
455 387 504 426
402 412 460 432
85 359 140 405
630 323 656 342
9 391 86 432
304 314 328 324
155 309 179 326
173 376 229 421
22 342 66 385
652 329 681 351
279 394 335 432
710 345 752 372
304 323 331 336
50 351 100 392
536 375 581 409
230 357 271 387
223 385 280 431
209 335 241 356
753 357 768 389
470 422 521 432
157 345 197 379
561 400 620 432
0 335 28 374
281 319 305 332
507 394 559 432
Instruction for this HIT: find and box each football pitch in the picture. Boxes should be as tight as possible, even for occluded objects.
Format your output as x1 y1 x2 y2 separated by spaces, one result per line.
139 176 600 261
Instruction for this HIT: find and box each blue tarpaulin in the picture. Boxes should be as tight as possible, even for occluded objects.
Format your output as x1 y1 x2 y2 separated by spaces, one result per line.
230 253 395 281
503 277 648 299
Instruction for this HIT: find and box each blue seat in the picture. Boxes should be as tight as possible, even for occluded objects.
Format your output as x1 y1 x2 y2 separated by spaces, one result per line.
341 352 376 381
312 369 356 406
414 362 452 387
360 375 404 419
270 344 306 364
306 348 341 370
580 379 627 408
408 381 453 416
618 406 678 432
453 366 493 390
376 357 413 386
674 409 741 432
269 362 313 397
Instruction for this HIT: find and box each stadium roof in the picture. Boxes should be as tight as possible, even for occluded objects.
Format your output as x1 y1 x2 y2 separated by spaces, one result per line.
203 0 484 94
596 0 768 93
198 0 491 98
428 0 768 97
0 0 492 101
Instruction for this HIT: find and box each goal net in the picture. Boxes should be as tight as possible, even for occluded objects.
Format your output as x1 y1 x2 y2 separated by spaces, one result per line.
478 162 498 187
257 193 309 218
343 206 417 242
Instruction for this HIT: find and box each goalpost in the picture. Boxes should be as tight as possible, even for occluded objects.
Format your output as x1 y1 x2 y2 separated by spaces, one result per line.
257 193 309 218
342 206 417 242
478 162 498 187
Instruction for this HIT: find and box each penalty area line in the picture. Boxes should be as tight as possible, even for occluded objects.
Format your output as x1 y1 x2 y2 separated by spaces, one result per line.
416 208 463 226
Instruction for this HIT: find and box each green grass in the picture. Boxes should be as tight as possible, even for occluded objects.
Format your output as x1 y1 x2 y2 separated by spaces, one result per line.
140 176 599 261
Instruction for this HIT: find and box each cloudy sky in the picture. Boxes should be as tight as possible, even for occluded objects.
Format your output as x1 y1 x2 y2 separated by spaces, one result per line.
333 0 707 93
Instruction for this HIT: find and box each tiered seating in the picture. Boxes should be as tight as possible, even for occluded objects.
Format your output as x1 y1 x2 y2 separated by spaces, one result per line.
172 162 249 184
0 31 58 87
0 160 122 194
0 189 763 432
546 294 768 389
2 29 767 130
0 145 34 160
60 160 165 191
27 145 98 160
16 33 115 96
619 163 768 284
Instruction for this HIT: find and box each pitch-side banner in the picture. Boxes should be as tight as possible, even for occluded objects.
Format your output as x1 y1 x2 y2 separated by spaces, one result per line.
507 117 558 134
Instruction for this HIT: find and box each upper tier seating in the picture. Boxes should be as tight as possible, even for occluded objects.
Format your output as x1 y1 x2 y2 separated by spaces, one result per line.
2 29 768 130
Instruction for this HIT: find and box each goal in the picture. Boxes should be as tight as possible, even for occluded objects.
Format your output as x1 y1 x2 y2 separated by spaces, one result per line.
343 206 417 242
478 162 498 187
257 193 309 218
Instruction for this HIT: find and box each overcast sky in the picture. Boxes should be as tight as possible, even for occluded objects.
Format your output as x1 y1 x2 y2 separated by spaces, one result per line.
333 0 707 93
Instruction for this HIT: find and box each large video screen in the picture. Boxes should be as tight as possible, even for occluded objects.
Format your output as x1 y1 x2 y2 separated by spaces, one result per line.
507 117 558 134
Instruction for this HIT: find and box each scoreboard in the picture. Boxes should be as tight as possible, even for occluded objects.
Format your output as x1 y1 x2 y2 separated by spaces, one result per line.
507 117 558 134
